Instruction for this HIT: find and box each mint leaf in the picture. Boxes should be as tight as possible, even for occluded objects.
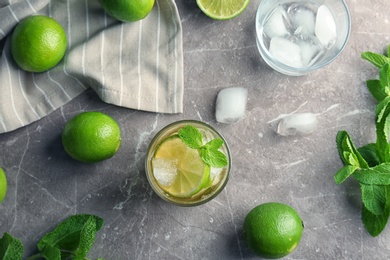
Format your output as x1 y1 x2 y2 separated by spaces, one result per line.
37 214 103 259
334 165 357 184
380 63 390 91
361 51 390 68
377 96 390 122
336 131 369 168
204 138 223 150
362 204 390 237
200 146 228 168
343 151 359 166
358 143 381 167
376 97 390 118
73 216 100 260
354 164 390 185
361 183 387 215
375 101 390 163
201 139 227 168
362 184 390 236
388 44 390 58
367 79 388 102
178 125 203 149
0 233 23 260
336 131 353 165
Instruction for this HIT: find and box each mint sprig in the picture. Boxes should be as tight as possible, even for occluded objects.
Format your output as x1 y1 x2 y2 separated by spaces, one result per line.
178 125 228 168
0 214 104 260
335 45 390 236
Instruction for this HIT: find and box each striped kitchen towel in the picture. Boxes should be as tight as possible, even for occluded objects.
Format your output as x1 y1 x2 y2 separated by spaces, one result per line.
0 0 183 133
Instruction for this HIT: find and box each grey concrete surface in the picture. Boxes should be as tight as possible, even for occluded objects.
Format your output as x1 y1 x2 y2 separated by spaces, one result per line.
1 0 390 259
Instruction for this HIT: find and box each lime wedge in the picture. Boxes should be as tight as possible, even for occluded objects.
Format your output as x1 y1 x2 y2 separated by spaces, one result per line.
152 135 211 198
196 0 250 20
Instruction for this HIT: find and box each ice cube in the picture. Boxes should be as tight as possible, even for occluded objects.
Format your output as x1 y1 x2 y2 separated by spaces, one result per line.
277 113 318 136
263 5 290 39
287 4 315 35
152 158 177 187
315 5 337 48
296 39 321 67
269 37 302 68
215 87 248 124
210 167 223 181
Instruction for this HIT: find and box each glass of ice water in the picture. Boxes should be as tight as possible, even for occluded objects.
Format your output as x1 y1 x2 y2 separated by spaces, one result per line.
255 0 351 76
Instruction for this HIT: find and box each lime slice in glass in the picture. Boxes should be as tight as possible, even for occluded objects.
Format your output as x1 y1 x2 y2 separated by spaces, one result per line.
152 135 211 198
196 0 250 20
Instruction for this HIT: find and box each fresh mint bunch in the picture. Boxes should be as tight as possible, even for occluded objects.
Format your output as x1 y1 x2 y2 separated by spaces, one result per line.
335 44 390 236
178 125 228 168
0 214 104 260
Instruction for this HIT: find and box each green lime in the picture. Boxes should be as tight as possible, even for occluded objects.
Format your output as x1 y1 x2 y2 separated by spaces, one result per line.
243 202 304 259
62 112 121 163
196 0 250 20
11 15 67 73
0 167 7 204
99 0 155 22
152 135 211 198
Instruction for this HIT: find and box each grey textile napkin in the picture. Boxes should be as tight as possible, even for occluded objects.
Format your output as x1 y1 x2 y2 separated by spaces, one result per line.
0 0 183 134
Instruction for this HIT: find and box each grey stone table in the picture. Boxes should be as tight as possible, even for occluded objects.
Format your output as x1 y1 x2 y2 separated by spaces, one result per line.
1 0 390 259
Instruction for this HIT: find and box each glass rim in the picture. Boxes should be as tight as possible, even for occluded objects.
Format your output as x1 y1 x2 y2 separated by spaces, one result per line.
255 0 352 75
145 119 232 207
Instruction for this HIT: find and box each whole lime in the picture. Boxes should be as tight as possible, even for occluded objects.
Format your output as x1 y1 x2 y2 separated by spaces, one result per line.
243 202 304 259
11 15 67 73
99 0 155 22
62 112 121 163
0 167 7 204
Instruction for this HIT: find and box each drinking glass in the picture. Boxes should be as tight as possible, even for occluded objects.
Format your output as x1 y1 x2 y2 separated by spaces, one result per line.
255 0 351 76
145 120 231 206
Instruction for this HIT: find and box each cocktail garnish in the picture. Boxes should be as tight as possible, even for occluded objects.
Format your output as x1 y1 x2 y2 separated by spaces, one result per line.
178 125 228 168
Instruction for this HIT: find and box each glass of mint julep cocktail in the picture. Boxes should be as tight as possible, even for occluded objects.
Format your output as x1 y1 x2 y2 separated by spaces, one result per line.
145 120 231 206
